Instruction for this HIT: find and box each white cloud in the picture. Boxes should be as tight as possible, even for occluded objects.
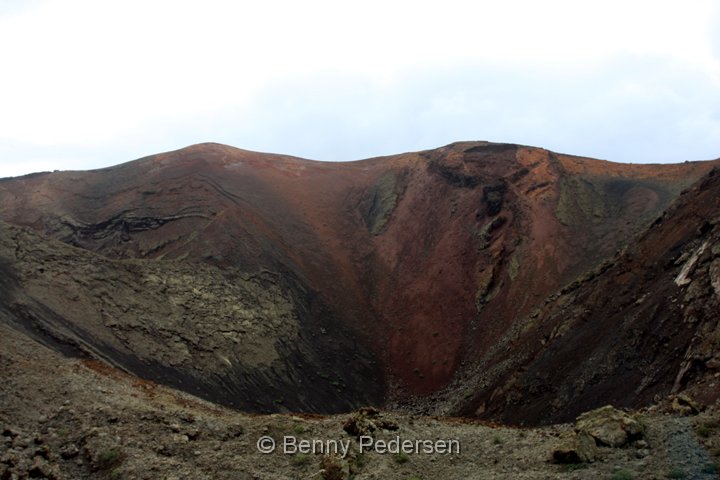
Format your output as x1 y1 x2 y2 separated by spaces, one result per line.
0 0 718 177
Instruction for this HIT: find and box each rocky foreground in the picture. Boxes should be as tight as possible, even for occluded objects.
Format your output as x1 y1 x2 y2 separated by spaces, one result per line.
2 322 718 479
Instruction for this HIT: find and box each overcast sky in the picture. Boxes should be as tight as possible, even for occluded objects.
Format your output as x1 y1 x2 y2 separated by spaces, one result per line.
1 0 719 177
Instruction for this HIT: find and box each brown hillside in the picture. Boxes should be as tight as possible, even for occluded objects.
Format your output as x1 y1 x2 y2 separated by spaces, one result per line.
0 141 717 421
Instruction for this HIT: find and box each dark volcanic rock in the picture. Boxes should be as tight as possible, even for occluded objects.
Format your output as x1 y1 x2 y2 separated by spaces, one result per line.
482 182 507 216
468 168 720 425
0 221 384 414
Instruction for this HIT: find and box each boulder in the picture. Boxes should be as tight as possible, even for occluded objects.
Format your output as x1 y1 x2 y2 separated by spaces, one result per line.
342 407 398 438
671 393 702 415
575 405 644 448
552 431 599 463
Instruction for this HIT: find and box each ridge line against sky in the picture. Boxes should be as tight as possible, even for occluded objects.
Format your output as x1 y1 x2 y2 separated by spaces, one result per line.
1 0 719 178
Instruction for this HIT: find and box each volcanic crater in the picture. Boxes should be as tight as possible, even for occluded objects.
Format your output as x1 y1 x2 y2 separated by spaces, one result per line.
1 141 719 426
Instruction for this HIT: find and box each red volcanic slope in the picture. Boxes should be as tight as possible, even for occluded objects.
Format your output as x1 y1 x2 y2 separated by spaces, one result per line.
0 141 717 417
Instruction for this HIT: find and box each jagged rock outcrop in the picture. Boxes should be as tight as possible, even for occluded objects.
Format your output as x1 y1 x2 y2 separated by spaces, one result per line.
464 168 720 424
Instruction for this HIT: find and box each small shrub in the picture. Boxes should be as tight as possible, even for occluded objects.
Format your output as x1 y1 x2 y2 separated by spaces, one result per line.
349 452 368 474
96 447 125 471
611 470 634 480
291 453 312 466
395 451 410 463
702 463 717 474
293 424 306 434
562 463 588 472
667 468 686 479
696 424 712 438
492 435 503 445
320 454 345 480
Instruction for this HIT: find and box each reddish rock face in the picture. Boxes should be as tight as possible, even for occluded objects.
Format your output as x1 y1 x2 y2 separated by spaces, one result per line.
0 141 718 422
467 167 720 424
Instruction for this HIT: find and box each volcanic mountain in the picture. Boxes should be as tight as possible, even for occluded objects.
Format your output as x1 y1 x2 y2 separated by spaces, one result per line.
0 141 718 424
